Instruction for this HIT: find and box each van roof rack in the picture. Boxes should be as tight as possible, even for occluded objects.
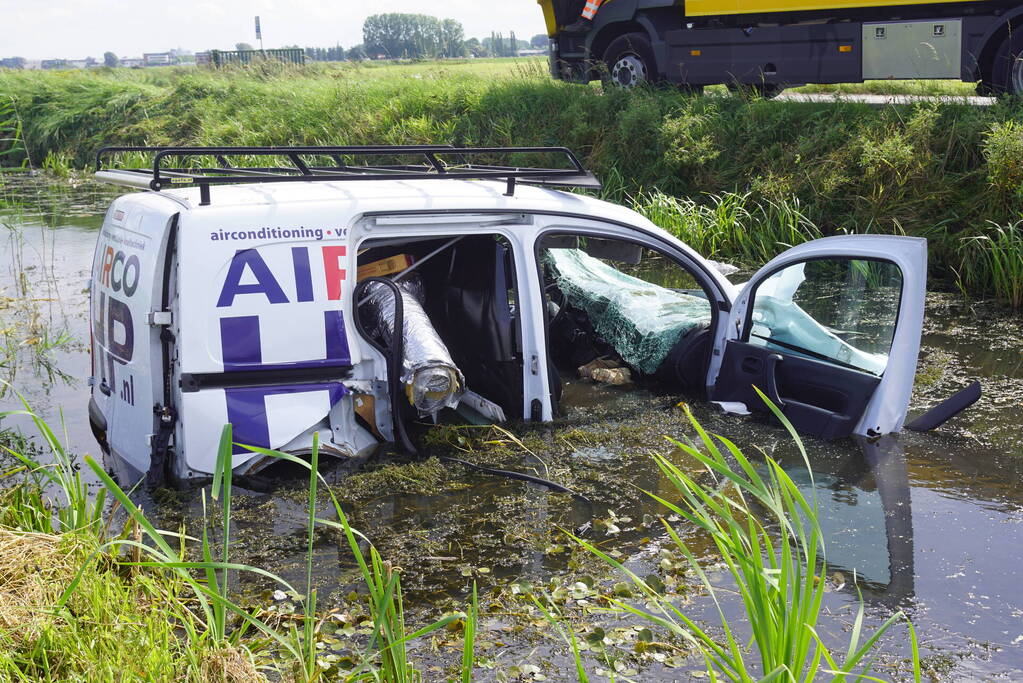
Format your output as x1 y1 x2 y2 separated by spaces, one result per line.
94 145 601 205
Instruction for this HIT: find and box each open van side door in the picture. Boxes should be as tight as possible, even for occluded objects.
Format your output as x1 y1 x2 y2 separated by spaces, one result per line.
710 235 926 439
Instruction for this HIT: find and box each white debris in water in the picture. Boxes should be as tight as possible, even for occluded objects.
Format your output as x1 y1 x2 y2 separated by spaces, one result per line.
707 259 740 276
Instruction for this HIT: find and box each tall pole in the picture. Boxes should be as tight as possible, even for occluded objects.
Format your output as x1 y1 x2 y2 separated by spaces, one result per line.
255 16 264 51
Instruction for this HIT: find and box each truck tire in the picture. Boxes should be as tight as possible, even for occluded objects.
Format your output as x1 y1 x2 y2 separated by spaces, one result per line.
602 33 658 88
984 32 1023 96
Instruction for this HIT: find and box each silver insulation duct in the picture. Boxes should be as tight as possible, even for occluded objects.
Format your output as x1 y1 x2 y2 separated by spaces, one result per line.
362 275 465 415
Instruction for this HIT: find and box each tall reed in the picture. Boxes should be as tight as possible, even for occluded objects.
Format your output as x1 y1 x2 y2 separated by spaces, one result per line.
959 220 1023 308
633 191 822 265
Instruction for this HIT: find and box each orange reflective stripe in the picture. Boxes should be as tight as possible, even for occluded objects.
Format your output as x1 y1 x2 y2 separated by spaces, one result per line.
581 0 604 19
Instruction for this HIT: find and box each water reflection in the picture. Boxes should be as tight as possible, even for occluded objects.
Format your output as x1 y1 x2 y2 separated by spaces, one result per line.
786 435 915 607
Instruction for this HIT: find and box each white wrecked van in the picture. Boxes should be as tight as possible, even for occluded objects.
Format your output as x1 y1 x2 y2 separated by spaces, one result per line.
87 145 957 485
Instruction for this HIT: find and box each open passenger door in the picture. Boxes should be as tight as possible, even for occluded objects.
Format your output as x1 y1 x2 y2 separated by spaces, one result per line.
711 236 926 439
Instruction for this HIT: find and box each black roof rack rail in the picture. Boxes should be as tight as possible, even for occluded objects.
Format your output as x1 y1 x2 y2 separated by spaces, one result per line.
94 145 601 205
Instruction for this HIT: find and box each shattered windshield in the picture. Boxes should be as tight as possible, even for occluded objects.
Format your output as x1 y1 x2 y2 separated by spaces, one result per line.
545 247 713 374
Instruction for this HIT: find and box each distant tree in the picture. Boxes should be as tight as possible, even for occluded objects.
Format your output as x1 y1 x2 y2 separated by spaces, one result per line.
439 18 466 57
484 32 511 57
103 51 118 67
1 57 26 69
303 44 345 61
531 33 548 49
509 31 519 57
464 37 485 58
235 42 254 52
363 13 465 59
347 44 368 60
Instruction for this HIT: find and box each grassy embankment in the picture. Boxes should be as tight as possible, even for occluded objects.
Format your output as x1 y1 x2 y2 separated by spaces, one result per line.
0 58 1020 307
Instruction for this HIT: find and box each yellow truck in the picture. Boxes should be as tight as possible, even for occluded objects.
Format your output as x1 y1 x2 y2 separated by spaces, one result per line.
538 0 1023 94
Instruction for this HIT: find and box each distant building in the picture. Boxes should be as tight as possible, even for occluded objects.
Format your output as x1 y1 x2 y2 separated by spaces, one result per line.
195 51 212 65
41 59 69 70
121 57 144 68
143 52 175 66
0 57 25 69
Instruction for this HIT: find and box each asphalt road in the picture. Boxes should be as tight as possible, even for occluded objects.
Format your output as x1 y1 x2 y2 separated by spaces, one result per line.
776 91 995 105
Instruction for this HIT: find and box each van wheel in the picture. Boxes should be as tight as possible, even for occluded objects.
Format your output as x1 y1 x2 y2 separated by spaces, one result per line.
984 33 1023 96
602 33 658 89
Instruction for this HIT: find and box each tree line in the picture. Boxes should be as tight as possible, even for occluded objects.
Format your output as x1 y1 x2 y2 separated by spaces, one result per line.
294 16 543 63
0 15 547 69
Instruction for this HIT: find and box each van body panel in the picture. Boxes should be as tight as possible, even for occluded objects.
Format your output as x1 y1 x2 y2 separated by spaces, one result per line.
177 381 350 475
175 205 360 376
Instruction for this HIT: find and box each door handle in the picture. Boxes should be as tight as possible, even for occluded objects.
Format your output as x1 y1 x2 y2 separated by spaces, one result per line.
765 354 785 408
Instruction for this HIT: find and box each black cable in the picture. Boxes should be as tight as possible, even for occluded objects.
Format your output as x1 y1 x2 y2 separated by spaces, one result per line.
354 277 419 455
438 455 591 505
354 277 590 504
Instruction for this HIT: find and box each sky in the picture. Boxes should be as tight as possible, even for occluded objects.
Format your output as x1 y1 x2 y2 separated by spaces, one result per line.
0 0 548 60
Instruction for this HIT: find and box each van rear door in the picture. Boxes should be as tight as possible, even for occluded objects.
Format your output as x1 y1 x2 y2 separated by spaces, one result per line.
90 196 177 477
710 235 927 438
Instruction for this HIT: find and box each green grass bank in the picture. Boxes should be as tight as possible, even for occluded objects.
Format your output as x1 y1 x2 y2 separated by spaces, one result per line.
1 60 1021 307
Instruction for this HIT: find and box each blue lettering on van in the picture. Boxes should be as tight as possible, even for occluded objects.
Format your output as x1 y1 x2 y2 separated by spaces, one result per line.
292 247 315 302
217 246 348 307
218 310 351 371
217 249 288 307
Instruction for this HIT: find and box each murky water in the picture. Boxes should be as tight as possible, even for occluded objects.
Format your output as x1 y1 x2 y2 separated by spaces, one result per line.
2 173 1023 680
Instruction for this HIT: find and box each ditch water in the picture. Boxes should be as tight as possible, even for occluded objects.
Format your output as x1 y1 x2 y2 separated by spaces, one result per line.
2 172 1023 680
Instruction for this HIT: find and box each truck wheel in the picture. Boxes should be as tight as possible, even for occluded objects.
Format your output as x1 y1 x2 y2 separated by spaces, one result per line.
984 32 1023 96
602 33 658 89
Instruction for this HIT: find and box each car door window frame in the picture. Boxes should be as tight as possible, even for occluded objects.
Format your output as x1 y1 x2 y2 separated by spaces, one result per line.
533 225 727 409
738 255 907 378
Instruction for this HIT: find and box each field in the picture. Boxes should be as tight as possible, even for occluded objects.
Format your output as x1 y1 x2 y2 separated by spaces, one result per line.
0 56 1020 309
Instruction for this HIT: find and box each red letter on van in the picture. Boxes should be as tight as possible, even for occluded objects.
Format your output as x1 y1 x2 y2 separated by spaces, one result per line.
100 246 115 287
322 246 347 301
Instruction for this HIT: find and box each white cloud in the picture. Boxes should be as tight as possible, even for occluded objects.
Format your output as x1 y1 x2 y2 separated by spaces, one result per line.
1 0 547 60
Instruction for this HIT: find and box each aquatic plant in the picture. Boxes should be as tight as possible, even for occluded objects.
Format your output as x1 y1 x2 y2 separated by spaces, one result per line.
239 438 464 681
0 95 29 167
572 390 921 681
633 191 823 264
1 387 105 534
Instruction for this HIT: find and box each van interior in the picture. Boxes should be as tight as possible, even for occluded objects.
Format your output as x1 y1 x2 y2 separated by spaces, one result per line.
355 234 524 422
538 234 716 413
354 232 717 434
